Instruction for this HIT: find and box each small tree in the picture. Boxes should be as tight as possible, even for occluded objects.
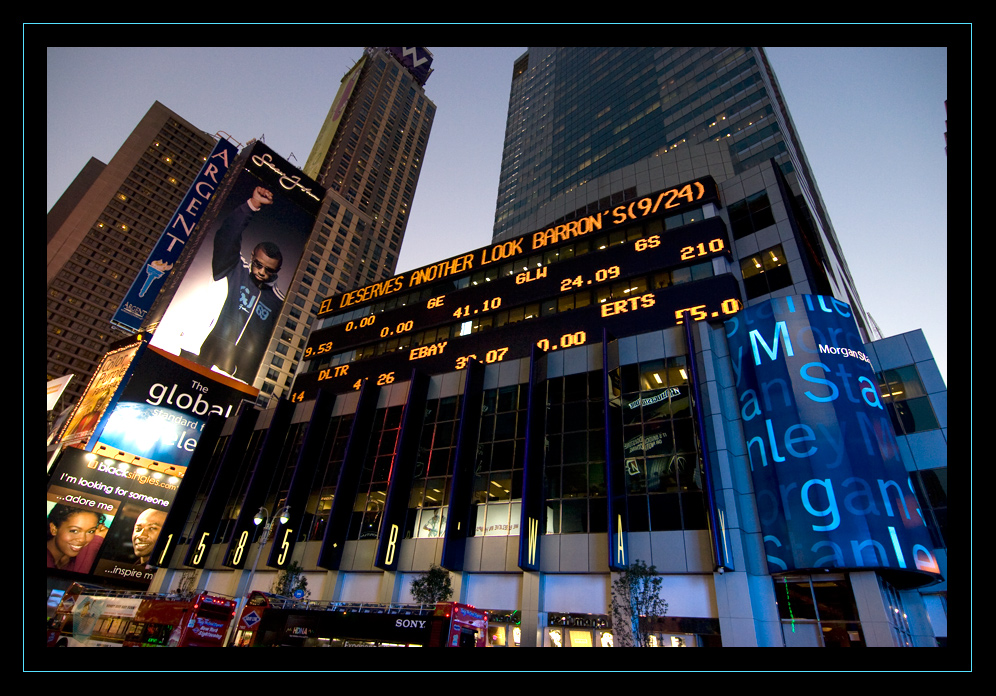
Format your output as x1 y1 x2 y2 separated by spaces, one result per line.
272 560 311 599
409 564 453 604
610 559 668 647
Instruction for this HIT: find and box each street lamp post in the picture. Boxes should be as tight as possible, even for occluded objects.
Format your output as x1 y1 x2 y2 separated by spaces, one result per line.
226 505 290 646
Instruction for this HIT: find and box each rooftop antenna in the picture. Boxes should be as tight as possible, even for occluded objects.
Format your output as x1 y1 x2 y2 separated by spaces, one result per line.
867 313 884 341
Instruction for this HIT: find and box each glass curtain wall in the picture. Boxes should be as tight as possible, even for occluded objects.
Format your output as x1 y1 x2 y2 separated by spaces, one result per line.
543 370 607 534
305 414 354 542
775 574 864 647
471 385 528 537
406 395 461 539
612 354 707 532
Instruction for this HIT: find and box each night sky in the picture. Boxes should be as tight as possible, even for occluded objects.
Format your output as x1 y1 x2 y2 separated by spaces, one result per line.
44 42 949 382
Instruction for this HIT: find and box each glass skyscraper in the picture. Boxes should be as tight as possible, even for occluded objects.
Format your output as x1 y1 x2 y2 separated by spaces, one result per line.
493 47 872 340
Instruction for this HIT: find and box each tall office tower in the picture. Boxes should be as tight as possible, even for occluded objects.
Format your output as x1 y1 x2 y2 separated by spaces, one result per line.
493 47 873 340
46 101 217 411
306 46 435 295
250 47 436 406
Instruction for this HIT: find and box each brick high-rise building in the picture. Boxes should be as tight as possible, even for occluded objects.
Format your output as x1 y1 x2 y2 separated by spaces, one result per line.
46 101 217 412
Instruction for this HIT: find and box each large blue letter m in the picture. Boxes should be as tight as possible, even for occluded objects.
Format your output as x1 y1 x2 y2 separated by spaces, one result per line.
749 321 793 366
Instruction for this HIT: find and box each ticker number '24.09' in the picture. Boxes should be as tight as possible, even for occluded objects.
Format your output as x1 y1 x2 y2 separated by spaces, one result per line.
293 178 730 400
292 275 743 400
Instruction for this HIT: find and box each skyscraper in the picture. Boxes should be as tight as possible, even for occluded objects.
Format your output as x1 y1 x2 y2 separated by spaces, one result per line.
493 47 872 340
46 101 218 412
306 46 435 293
248 47 436 405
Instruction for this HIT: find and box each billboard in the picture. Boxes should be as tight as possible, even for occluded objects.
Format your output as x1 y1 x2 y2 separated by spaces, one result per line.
46 447 179 587
724 295 941 584
47 375 73 411
92 344 258 471
150 141 324 384
112 138 239 331
54 339 257 468
58 343 142 447
47 345 256 587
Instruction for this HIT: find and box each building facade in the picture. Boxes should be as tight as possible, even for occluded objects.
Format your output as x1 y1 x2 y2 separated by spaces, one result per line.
47 48 947 651
138 155 945 648
46 101 218 412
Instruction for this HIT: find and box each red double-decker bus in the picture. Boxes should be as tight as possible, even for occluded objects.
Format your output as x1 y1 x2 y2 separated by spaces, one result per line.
431 602 489 647
231 592 486 647
47 582 237 647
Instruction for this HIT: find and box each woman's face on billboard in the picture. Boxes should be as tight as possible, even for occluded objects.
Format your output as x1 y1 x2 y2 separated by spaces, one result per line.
49 512 100 559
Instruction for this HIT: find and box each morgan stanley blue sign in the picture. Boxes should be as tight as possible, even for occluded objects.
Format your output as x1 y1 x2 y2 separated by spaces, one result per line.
112 138 239 332
725 295 941 585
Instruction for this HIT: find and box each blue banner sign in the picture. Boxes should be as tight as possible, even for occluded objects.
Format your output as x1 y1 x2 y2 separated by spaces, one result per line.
724 295 941 584
112 138 239 331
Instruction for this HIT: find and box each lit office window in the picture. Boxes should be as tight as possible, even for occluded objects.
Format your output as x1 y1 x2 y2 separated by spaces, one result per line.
614 356 706 532
878 365 940 434
406 396 460 539
879 577 915 647
740 244 791 299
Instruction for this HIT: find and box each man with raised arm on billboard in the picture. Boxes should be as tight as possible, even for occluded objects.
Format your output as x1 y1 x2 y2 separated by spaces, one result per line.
193 185 283 380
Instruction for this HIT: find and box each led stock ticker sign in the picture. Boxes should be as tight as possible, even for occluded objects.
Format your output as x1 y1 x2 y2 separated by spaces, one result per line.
319 177 720 316
292 177 736 401
296 275 742 397
309 217 732 354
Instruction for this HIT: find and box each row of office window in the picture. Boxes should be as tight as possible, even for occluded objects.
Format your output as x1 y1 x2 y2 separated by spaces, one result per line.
201 349 706 552
774 574 919 648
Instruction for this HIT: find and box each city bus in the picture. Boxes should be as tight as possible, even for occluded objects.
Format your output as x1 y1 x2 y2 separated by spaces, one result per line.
232 591 487 647
47 582 237 647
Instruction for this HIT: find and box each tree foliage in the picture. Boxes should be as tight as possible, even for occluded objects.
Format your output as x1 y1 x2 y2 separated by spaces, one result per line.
272 560 311 599
409 564 453 604
610 559 668 647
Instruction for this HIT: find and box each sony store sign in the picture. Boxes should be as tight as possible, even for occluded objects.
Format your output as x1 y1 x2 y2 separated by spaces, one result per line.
725 295 941 585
